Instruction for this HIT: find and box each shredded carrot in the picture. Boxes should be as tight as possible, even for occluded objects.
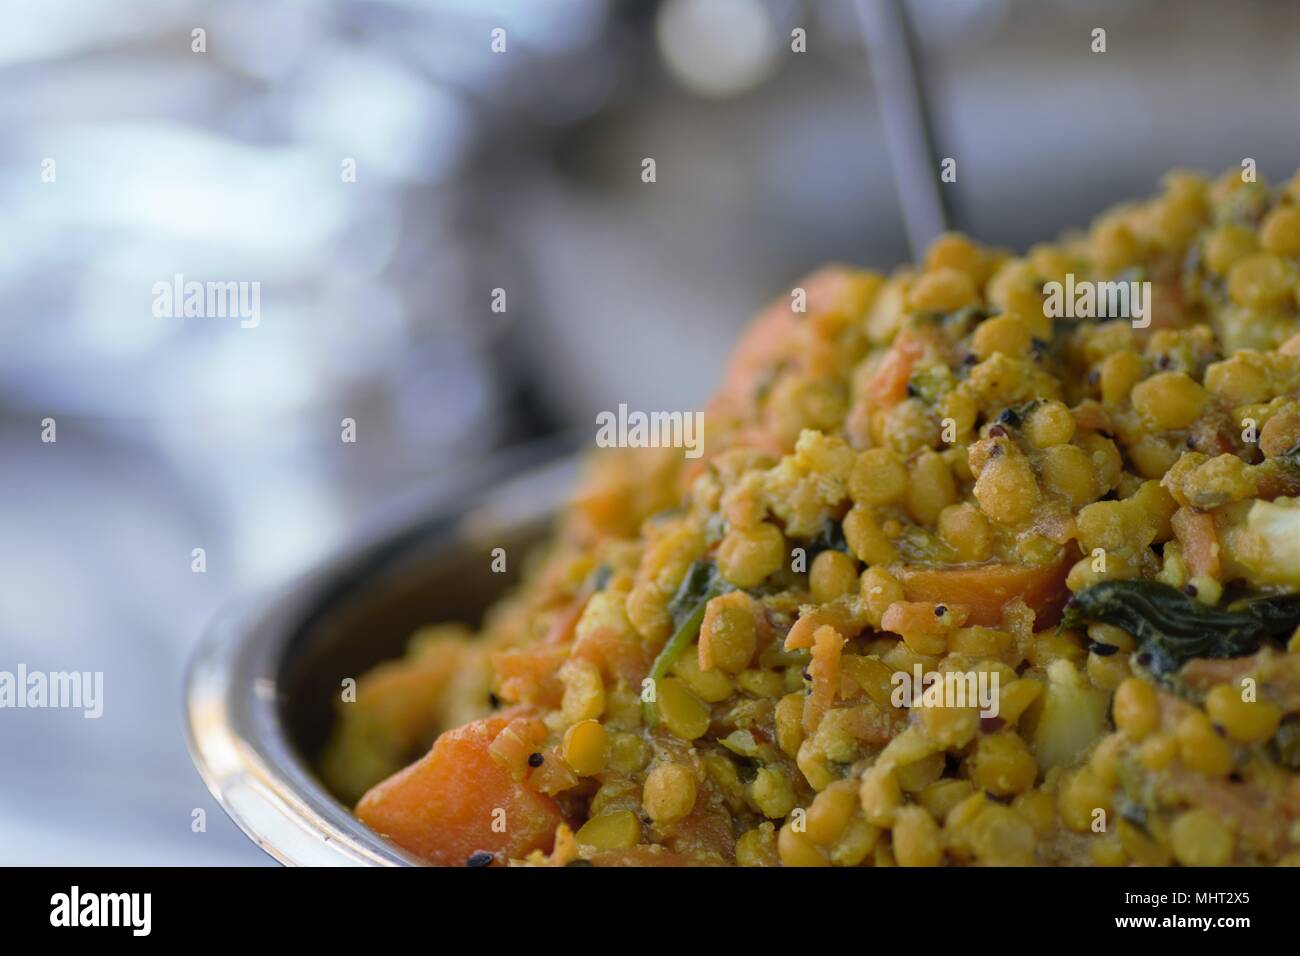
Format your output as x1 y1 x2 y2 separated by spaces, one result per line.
803 625 846 734
866 331 926 408
1171 506 1220 579
488 715 548 781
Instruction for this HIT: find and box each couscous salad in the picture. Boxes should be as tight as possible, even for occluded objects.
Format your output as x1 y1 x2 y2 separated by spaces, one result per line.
322 168 1300 866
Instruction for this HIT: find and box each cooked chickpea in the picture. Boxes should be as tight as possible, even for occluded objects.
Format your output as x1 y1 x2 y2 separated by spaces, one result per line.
806 781 859 846
778 821 830 867
575 810 640 850
892 805 943 867
559 658 605 724
608 731 651 774
842 504 897 565
1131 371 1208 431
656 677 711 741
1204 683 1282 744
925 233 986 282
716 522 785 588
775 692 804 756
918 779 974 823
1113 677 1160 740
1204 354 1270 405
698 590 759 674
562 719 610 776
1022 400 1075 448
969 733 1038 796
920 704 979 750
1139 732 1179 772
1228 252 1292 308
859 566 906 626
1058 768 1112 831
1176 712 1234 777
1091 219 1142 274
858 765 901 827
1260 205 1300 257
969 804 1036 865
735 824 779 866
673 652 735 702
905 451 958 527
1169 808 1234 867
972 314 1033 361
750 766 797 819
1098 350 1143 406
810 549 859 603
906 266 977 313
937 502 992 561
1203 224 1257 274
849 447 907 505
1039 443 1099 508
973 452 1040 526
642 762 696 824
737 668 784 698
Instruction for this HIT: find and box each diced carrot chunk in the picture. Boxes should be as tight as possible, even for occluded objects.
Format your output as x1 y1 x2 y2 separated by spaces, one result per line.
880 601 971 637
573 626 652 686
491 644 570 707
866 331 925 409
357 715 563 866
891 559 1071 628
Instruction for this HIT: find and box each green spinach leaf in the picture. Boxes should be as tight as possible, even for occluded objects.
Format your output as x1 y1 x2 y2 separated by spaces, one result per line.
642 560 735 726
1060 580 1300 681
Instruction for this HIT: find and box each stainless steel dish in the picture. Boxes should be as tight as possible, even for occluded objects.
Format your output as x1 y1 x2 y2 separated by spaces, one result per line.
184 452 578 865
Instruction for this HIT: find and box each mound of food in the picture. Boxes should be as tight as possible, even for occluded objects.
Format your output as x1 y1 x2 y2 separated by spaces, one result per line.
322 168 1300 866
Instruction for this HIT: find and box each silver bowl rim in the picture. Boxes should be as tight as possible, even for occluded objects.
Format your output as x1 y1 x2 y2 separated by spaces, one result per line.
183 448 579 866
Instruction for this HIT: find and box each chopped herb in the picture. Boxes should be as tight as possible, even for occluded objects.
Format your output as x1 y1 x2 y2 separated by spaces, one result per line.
648 506 685 525
753 361 786 405
642 560 735 727
807 517 849 558
1117 797 1148 830
1182 239 1230 306
907 364 956 405
1271 717 1300 770
1114 265 1148 286
996 399 1042 429
1215 181 1270 227
704 512 728 547
1061 580 1300 681
939 304 992 335
589 562 613 592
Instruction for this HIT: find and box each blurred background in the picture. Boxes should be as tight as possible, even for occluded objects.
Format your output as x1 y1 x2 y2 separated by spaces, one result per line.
1 0 1298 864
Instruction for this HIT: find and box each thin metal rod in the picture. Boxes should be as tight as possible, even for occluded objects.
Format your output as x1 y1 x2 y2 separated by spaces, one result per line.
856 0 950 259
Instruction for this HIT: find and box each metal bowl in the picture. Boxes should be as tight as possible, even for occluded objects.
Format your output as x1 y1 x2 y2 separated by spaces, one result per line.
184 452 578 865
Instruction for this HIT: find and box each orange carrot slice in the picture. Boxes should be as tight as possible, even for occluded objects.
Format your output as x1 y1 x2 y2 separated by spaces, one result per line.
357 715 563 866
891 559 1072 628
